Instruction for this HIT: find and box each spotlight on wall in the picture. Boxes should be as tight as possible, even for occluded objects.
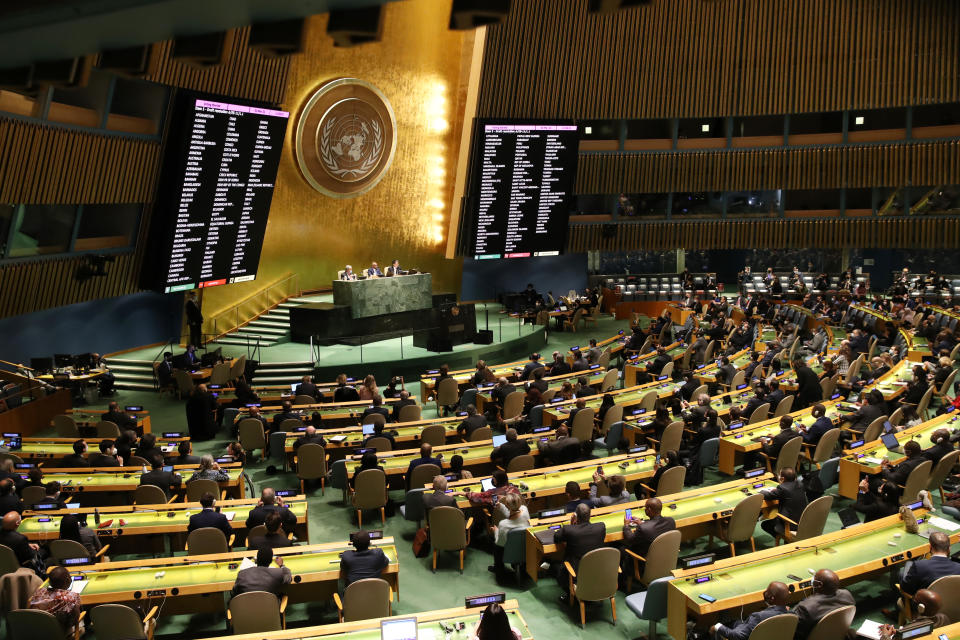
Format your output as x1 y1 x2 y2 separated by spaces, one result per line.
75 254 116 282
449 0 511 30
701 123 710 133
854 115 865 126
588 0 651 15
327 6 384 47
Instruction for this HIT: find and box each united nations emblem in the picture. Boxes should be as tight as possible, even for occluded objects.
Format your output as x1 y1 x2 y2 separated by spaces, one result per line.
294 78 397 198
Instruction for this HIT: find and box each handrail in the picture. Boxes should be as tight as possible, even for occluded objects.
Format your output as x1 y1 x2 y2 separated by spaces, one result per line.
153 338 178 364
204 272 300 343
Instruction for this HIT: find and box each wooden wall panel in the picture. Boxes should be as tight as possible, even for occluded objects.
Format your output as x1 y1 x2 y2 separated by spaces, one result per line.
143 27 290 104
478 0 960 119
575 141 960 194
0 117 160 204
568 218 960 252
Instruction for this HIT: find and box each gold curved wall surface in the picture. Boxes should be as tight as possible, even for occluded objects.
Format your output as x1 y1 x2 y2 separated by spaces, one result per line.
201 0 471 318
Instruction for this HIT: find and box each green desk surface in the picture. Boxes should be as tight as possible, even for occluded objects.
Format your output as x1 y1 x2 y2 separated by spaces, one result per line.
71 545 398 598
530 478 780 539
695 351 753 382
288 610 530 640
19 502 308 537
672 516 958 602
284 420 463 449
40 468 243 488
450 453 655 496
69 412 147 425
15 439 182 458
626 342 685 364
845 412 960 470
719 402 853 446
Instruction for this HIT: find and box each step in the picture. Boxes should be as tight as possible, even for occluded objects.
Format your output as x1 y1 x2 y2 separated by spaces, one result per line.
255 361 314 370
213 337 266 346
254 374 309 384
266 307 290 316
104 357 154 366
115 381 157 391
112 373 156 383
107 365 155 375
244 323 289 335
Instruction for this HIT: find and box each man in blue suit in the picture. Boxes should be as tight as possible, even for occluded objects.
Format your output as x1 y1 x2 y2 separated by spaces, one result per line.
900 531 960 595
188 492 233 546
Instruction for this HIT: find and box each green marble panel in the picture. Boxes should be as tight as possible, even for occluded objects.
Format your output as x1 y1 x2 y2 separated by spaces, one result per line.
333 273 433 318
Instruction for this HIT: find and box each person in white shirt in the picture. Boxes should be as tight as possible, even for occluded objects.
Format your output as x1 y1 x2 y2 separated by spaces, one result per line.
490 492 530 580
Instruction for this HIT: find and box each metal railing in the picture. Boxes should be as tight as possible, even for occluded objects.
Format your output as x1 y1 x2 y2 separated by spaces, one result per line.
203 272 300 344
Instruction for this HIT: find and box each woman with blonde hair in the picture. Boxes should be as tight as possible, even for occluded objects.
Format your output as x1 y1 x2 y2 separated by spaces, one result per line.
358 375 378 401
490 492 529 580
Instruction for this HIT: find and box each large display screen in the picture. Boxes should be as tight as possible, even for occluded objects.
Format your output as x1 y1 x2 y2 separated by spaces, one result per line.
469 121 579 259
142 91 289 293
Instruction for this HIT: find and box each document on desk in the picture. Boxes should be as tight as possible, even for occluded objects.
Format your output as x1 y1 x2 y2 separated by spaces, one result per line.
238 557 257 572
863 457 884 465
928 515 960 531
855 619 883 639
69 580 88 594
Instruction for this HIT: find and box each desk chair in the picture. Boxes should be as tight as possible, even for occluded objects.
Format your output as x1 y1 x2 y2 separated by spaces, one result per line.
133 484 175 505
801 428 840 470
351 468 387 527
228 591 287 633
567 547 619 626
638 465 685 499
819 376 837 399
711 492 763 556
470 426 492 442
295 443 328 495
899 460 932 505
90 603 158 640
48 539 110 565
278 418 303 432
419 424 446 447
648 420 683 453
624 529 681 592
365 436 393 452
502 391 525 422
805 604 855 640
929 450 960 502
362 414 387 429
570 408 596 442
434 378 459 416
775 495 833 544
7 608 85 640
505 455 534 473
20 485 46 508
748 613 798 639
428 506 472 573
293 394 316 405
748 403 770 424
600 368 618 393
53 415 80 438
185 527 234 554
186 478 224 502
624 576 670 640
409 464 441 490
772 395 794 418
397 404 422 422
334 578 392 622
761 436 802 475
862 416 888 444
96 420 121 437
238 419 267 461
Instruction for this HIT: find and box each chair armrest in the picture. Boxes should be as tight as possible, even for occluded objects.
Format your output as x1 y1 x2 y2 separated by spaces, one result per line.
623 548 646 563
775 512 798 526
94 544 110 559
638 482 654 495
228 534 236 547
143 606 159 623
293 456 298 465
389 589 394 602
333 592 343 614
279 594 289 614
564 561 576 579
63 496 73 504
73 611 87 640
465 516 474 531
495 465 505 472
167 493 179 504
227 608 232 622
645 437 661 446
220 490 227 500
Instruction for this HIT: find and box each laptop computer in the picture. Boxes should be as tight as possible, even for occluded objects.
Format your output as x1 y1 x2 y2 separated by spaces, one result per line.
362 424 376 436
380 617 418 640
837 507 861 529
881 432 902 451
491 434 507 448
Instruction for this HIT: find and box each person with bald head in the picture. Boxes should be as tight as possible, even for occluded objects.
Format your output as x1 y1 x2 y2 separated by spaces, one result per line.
0 511 41 572
793 569 855 639
246 487 297 531
880 589 950 640
900 531 960 595
621 497 677 578
711 581 793 639
292 424 326 452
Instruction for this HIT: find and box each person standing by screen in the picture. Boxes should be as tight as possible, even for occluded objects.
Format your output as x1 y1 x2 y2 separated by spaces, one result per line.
185 291 203 348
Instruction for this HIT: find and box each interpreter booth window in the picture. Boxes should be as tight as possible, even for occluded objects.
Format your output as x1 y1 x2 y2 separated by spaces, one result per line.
7 204 76 257
48 69 111 129
624 119 672 150
672 192 723 217
75 203 141 251
618 192 669 219
788 111 843 145
726 190 781 217
108 77 167 136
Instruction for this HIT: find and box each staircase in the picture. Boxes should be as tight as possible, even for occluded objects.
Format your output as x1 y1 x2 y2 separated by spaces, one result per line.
210 297 319 347
250 360 315 385
102 357 158 391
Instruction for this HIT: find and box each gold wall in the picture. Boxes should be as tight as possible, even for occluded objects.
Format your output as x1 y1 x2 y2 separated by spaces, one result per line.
201 0 471 318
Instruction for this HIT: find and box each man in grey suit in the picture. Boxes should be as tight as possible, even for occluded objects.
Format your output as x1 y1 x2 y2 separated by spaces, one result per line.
792 569 855 639
422 475 457 513
554 503 605 602
231 547 291 597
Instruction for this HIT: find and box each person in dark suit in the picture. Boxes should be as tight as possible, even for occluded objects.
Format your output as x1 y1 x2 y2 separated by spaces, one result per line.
139 455 182 499
683 409 721 461
799 404 833 445
188 492 233 544
173 441 201 466
793 569 855 640
521 353 543 380
405 443 443 488
764 380 785 413
570 350 589 372
922 429 955 465
271 401 303 433
900 531 960 595
360 395 390 424
563 481 591 513
185 291 204 348
880 440 925 485
457 405 487 441
0 511 41 571
539 426 581 466
422 475 457 513
759 467 808 539
35 482 67 510
333 374 361 402
292 426 326 452
690 333 709 365
115 431 137 465
247 512 293 551
562 398 588 430
59 439 90 468
294 375 319 401
741 385 768 421
362 422 396 449
646 347 672 376
718 357 738 388
548 351 572 376
845 389 887 436
621 497 677 580
134 433 164 463
156 351 174 390
232 547 291 597
902 365 930 406
492 378 517 409
554 503 606 600
390 390 417 422
760 416 801 462
853 479 900 522
0 479 23 516
490 428 531 469
242 406 269 434
792 357 822 410
246 488 297 532
710 581 792 640
384 259 402 277
103 401 138 431
678 371 699 402
88 439 121 467
340 530 390 587
186 383 218 441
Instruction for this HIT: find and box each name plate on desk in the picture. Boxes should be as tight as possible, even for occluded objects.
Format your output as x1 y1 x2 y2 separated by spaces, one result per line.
332 273 433 318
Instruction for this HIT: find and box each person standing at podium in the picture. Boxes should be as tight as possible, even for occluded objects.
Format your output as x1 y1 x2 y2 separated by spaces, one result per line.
366 262 382 278
385 259 402 277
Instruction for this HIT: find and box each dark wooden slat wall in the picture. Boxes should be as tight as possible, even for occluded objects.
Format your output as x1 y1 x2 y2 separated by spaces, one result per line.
478 0 960 118
569 218 960 253
576 141 960 194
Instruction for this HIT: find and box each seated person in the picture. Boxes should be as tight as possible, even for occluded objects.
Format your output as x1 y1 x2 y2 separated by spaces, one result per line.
539 425 581 466
759 467 808 540
246 487 298 531
340 265 358 281
350 451 385 488
271 401 303 432
59 514 102 558
384 259 402 277
293 425 326 452
922 429 955 465
140 455 182 499
880 440 925 485
853 479 901 522
188 455 229 483
188 492 233 543
422 475 457 513
294 375 319 401
87 439 121 467
471 603 523 640
554 503 605 600
621 497 677 575
366 262 383 277
799 404 833 445
103 401 138 431
134 433 163 463
232 547 291 597
405 443 443 488
457 405 488 441
362 422 396 450
900 531 960 595
710 581 793 639
247 512 294 551
588 473 629 507
333 375 360 402
879 590 950 640
173 441 201 465
490 428 530 469
548 351 572 376
29 567 83 636
563 481 591 513
636 450 682 499
757 416 801 464
340 530 389 587
491 492 531 579
793 569 855 640
59 439 90 468
36 482 67 510
521 353 544 380
390 390 417 422
360 395 390 423
0 478 22 516
0 512 41 572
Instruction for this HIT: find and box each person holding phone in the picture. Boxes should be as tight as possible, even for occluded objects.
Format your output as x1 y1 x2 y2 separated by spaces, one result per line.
636 450 682 500
588 472 629 507
621 497 677 580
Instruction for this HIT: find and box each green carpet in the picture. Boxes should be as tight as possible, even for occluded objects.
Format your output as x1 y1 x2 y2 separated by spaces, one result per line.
41 312 951 639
